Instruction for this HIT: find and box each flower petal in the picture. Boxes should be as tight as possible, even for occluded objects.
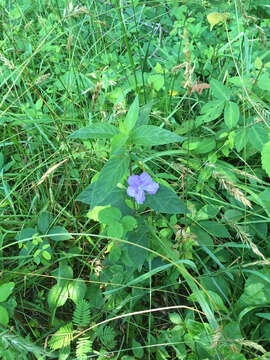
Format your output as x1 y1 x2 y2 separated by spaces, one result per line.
139 172 153 186
127 186 136 197
135 189 145 204
128 175 140 187
144 181 159 195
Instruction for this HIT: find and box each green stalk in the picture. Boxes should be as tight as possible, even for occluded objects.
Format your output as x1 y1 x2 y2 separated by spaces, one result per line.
113 0 138 93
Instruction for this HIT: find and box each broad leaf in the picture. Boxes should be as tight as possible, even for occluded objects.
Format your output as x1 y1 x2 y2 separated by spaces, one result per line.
127 227 148 271
210 78 231 101
107 222 124 238
235 128 248 152
249 124 269 152
207 12 230 31
48 226 72 241
110 133 129 155
132 339 144 359
224 101 240 129
131 125 184 146
68 123 119 140
77 185 123 205
135 101 152 128
0 305 9 326
47 283 69 309
262 141 270 177
68 279 87 304
199 221 230 238
194 137 216 154
52 263 73 286
191 226 213 247
91 155 129 208
183 137 216 153
148 74 164 91
38 212 52 234
123 95 139 133
236 269 270 311
0 282 14 302
258 72 270 91
76 185 132 215
196 100 224 125
98 207 122 225
144 184 187 214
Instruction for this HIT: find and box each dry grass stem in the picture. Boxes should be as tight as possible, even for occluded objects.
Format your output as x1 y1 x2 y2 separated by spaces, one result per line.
213 171 252 208
0 53 15 70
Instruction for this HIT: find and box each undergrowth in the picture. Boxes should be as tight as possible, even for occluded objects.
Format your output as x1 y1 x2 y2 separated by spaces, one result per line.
1 0 270 359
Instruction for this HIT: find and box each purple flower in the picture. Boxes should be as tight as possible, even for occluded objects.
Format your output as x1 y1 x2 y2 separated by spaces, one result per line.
127 172 159 204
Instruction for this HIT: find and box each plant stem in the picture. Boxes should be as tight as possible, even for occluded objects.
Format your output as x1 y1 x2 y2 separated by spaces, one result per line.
113 0 138 93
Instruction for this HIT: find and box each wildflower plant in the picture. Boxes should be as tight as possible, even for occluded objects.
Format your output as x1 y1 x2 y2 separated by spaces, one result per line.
69 95 187 215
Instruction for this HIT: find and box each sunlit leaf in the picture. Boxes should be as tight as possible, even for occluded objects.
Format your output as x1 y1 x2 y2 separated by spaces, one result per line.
207 12 230 31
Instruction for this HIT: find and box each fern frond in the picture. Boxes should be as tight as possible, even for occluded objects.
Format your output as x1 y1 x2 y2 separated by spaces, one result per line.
73 299 91 327
99 325 116 350
48 323 73 350
76 336 92 360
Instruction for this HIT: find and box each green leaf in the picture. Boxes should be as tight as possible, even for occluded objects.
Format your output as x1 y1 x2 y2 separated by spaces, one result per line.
144 184 187 214
0 305 9 326
196 100 224 125
91 155 129 209
131 125 184 146
98 207 122 225
169 312 182 324
256 313 270 320
262 141 270 177
135 101 152 127
224 101 240 129
206 290 227 311
42 250 52 260
68 124 119 140
235 128 248 152
15 227 36 242
196 205 219 221
236 269 270 311
110 133 129 155
37 212 52 234
107 221 124 238
52 263 73 286
121 215 137 232
258 72 270 91
85 285 104 309
47 284 69 309
127 227 148 271
191 226 213 247
77 185 132 215
210 78 231 100
68 279 87 304
108 242 122 263
123 95 139 133
77 185 124 206
48 226 72 241
199 221 230 238
185 137 216 154
132 339 144 359
0 282 14 302
148 74 164 91
249 125 269 152
193 137 216 154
